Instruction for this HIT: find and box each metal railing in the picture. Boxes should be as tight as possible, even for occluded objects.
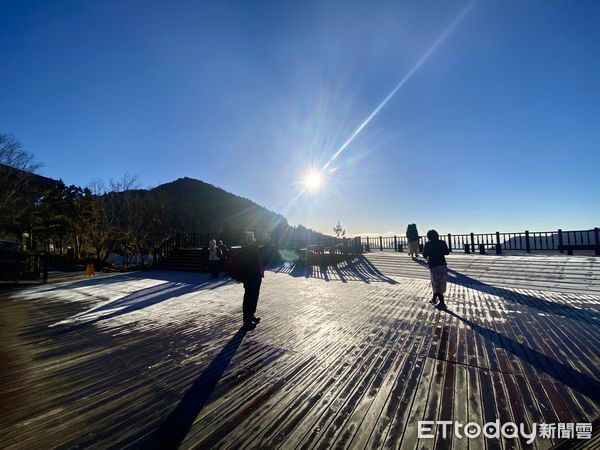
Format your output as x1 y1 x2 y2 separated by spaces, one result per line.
151 227 600 266
152 231 246 265
299 227 600 255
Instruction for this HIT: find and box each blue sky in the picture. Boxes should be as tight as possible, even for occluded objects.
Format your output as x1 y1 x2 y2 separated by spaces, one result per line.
1 0 599 235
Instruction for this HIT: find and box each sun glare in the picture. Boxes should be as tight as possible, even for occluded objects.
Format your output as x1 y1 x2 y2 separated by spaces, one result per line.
304 171 324 192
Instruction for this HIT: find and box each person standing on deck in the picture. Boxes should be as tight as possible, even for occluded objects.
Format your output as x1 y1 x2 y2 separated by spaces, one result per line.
208 239 223 279
240 231 264 330
423 229 450 308
406 223 420 257
217 239 229 274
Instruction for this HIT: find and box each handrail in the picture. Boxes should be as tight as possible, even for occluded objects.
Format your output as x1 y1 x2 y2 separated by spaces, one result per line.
152 230 247 266
298 227 600 255
152 235 177 265
151 227 599 264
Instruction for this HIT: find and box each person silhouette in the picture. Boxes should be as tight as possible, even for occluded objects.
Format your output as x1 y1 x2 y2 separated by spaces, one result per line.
217 239 229 274
208 239 222 279
406 224 420 257
422 229 450 308
240 231 264 330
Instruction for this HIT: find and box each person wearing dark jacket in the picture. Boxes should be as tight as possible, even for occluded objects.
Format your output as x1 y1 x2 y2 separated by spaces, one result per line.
406 224 420 257
217 240 229 274
422 229 450 308
208 239 223 279
240 231 264 330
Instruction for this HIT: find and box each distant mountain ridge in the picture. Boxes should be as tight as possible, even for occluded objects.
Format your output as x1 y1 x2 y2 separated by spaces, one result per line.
0 167 329 246
150 177 326 242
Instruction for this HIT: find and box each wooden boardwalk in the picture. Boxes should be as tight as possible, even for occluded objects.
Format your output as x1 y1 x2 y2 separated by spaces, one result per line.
0 252 598 449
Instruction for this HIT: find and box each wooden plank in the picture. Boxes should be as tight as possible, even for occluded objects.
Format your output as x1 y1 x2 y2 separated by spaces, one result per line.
433 360 456 450
451 364 468 450
396 356 436 449
1 252 599 449
377 353 426 449
418 358 447 450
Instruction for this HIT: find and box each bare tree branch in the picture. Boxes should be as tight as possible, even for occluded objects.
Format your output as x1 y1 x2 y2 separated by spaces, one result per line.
0 133 44 215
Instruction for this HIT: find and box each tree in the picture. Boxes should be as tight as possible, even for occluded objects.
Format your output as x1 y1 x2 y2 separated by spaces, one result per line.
32 181 93 257
84 179 115 263
69 187 96 258
85 174 136 265
85 173 172 267
0 133 43 215
108 171 140 192
333 221 346 239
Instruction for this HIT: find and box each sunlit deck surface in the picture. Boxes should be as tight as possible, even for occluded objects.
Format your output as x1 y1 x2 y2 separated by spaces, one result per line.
1 252 599 449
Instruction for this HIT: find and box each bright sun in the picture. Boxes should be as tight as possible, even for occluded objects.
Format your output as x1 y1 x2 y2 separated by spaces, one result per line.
304 171 324 192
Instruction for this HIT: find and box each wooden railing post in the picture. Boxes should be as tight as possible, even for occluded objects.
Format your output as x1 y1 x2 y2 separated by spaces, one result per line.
470 233 475 254
594 227 600 256
525 230 531 253
394 235 398 251
379 236 383 251
447 233 452 252
496 231 502 254
366 236 370 251
558 229 563 253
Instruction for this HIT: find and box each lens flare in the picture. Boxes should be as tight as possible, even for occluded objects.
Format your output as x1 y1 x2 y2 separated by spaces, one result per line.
304 171 324 192
322 0 478 171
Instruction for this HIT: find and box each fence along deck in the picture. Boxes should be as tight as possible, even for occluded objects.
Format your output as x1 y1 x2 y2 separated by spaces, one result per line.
300 227 600 255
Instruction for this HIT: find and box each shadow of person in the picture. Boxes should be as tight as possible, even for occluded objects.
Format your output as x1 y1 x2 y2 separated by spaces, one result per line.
148 327 248 448
442 308 600 403
412 257 429 269
411 258 598 324
446 267 599 324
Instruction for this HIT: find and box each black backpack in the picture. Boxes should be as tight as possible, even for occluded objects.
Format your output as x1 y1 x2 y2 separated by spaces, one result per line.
227 251 244 282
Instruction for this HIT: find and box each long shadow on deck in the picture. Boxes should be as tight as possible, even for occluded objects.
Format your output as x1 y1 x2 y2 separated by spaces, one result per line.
270 256 398 284
441 308 600 403
411 258 599 325
50 276 236 336
14 270 220 296
148 327 248 448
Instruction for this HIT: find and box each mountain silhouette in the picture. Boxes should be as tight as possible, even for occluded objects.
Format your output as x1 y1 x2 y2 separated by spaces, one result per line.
150 177 326 243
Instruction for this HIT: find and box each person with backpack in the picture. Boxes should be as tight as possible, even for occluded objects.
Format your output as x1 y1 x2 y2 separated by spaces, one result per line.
208 239 223 279
239 231 264 330
422 229 450 308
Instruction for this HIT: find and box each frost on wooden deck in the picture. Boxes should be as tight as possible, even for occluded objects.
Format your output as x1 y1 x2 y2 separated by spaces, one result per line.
1 253 599 449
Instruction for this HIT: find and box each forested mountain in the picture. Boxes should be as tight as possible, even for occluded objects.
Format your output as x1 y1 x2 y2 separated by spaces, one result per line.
149 177 330 244
152 177 288 236
1 167 328 262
